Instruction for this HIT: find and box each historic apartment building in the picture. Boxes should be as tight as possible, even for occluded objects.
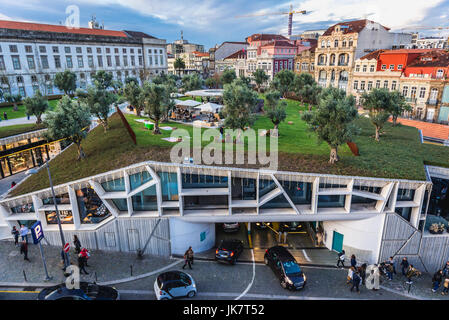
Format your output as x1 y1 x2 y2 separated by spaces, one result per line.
350 49 449 123
294 42 317 76
314 19 412 93
0 19 168 98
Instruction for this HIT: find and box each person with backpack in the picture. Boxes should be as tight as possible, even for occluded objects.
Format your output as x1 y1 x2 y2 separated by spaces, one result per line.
385 261 394 281
20 240 30 261
11 226 19 246
358 264 367 285
432 270 443 293
347 266 355 284
337 250 345 268
78 253 89 275
351 271 361 293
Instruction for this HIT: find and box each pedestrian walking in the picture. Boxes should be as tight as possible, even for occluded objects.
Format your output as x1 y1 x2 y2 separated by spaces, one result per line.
3 111 7 120
347 266 355 284
26 113 30 120
442 261 449 277
182 246 194 270
442 277 449 295
10 181 16 188
406 265 421 284
80 248 90 266
11 226 19 246
432 270 443 293
350 271 361 293
20 240 29 261
400 257 409 276
19 224 29 243
358 264 367 285
336 249 345 268
385 261 394 280
78 253 89 275
387 256 397 274
73 235 81 254
350 254 357 268
315 230 323 247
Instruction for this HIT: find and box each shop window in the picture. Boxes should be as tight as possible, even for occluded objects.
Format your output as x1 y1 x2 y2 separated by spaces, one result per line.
112 199 128 211
260 194 291 209
317 195 345 208
231 177 256 201
395 207 411 222
45 210 73 224
319 183 347 189
11 203 34 214
160 172 179 201
184 195 228 209
397 188 415 201
8 150 34 175
132 185 158 211
129 171 153 190
279 180 312 205
76 187 111 224
181 173 228 189
43 193 70 205
101 177 125 192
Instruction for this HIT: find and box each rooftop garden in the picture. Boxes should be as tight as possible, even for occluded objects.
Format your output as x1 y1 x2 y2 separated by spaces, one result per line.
0 123 47 139
9 96 449 197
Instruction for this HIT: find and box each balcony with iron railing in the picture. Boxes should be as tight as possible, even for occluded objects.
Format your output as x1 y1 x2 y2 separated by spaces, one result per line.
427 99 438 106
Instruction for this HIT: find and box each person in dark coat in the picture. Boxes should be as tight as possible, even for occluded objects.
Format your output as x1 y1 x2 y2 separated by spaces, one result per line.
336 250 345 268
73 235 81 254
442 261 449 277
78 253 89 275
350 271 361 293
350 254 357 268
182 246 194 270
20 240 29 261
358 264 367 286
400 257 409 276
432 270 443 293
11 226 19 246
3 112 7 120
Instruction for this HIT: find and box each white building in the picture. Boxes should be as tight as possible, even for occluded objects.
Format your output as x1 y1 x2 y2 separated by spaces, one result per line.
0 20 168 98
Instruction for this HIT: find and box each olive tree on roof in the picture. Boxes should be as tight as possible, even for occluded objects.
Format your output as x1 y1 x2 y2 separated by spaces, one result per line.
22 90 48 124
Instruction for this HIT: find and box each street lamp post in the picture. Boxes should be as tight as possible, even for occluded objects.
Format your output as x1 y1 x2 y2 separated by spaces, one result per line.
45 161 70 270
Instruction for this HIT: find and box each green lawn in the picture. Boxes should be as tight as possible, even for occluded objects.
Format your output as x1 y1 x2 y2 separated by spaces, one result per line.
9 98 449 197
0 123 47 139
0 98 60 121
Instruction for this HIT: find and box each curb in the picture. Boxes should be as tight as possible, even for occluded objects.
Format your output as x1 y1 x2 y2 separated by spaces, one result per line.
0 282 57 288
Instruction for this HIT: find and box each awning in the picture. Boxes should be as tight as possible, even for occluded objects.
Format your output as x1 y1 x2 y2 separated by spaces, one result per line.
194 102 223 113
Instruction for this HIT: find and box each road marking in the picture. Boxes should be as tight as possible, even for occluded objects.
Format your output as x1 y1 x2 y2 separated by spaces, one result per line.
302 249 311 262
235 249 255 300
0 290 40 293
98 260 183 286
116 289 371 300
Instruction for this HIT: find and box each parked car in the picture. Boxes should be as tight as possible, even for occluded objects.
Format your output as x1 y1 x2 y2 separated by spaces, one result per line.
37 282 119 300
255 222 272 230
280 222 303 233
223 222 240 232
215 239 244 264
154 271 197 300
264 246 306 290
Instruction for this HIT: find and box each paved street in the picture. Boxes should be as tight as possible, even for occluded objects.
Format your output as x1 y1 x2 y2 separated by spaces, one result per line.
0 239 447 300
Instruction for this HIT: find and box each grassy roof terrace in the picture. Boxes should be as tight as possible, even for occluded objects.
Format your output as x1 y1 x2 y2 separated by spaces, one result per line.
8 98 449 197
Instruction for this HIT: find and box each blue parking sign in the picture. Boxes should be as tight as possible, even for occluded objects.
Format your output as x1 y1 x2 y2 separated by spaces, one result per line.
31 221 44 244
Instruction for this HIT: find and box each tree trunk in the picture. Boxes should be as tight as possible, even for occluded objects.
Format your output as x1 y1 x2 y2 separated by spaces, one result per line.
329 147 339 164
272 123 279 137
101 119 109 132
153 119 161 134
36 115 42 124
136 107 141 117
375 126 381 142
13 103 18 112
392 115 398 126
76 143 86 160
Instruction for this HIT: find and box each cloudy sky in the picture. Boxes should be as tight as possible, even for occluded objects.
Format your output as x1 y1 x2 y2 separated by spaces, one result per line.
0 0 448 49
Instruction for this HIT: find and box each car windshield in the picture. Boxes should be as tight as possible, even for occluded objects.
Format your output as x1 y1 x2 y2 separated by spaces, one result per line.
283 261 302 276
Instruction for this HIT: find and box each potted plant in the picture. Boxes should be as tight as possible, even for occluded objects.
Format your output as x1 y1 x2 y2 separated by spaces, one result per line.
429 223 445 234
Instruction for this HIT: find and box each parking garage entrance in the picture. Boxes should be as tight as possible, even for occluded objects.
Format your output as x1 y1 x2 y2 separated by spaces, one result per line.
197 221 339 266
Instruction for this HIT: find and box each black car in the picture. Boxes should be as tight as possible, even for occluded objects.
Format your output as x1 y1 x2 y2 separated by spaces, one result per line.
37 282 119 300
215 239 244 264
264 246 306 290
280 222 303 233
254 222 272 230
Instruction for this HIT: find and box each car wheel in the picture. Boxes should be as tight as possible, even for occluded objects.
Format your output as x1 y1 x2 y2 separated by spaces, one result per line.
280 279 287 289
264 256 269 265
187 290 196 298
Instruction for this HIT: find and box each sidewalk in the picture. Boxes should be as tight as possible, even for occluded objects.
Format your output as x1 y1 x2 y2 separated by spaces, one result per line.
0 239 180 286
0 115 43 127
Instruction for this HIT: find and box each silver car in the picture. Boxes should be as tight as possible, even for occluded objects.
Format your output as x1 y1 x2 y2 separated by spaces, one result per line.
154 271 197 300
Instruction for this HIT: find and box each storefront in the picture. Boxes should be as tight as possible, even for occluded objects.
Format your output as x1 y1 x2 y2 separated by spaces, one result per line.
0 129 63 179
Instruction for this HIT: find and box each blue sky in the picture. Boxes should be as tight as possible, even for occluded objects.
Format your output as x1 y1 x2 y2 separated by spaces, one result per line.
0 0 448 50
